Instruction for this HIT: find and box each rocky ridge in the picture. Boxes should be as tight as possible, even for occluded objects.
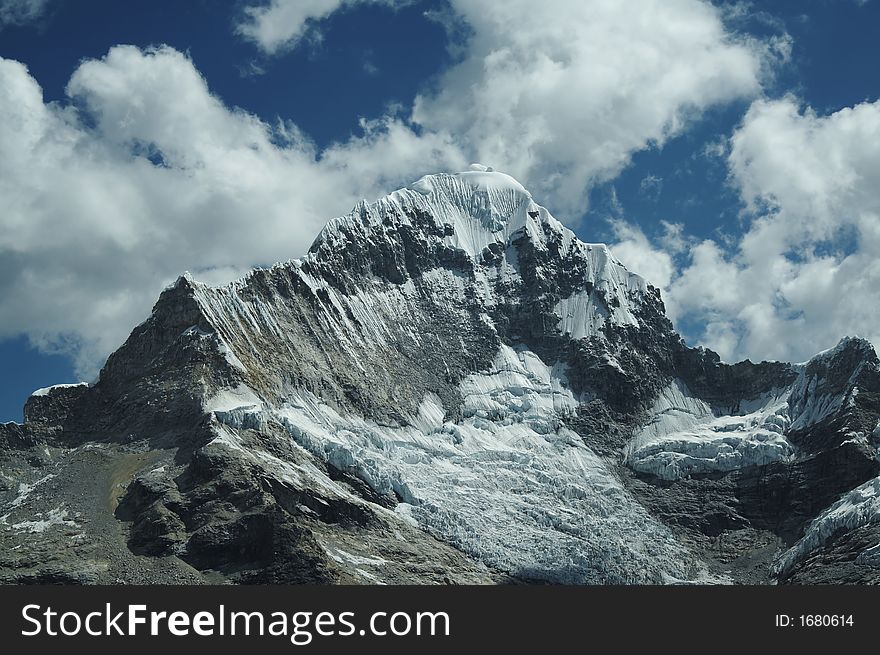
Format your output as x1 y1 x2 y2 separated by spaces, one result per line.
2 165 879 584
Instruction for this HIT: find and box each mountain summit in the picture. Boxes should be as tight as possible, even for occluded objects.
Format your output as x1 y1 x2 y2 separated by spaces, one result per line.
2 168 880 584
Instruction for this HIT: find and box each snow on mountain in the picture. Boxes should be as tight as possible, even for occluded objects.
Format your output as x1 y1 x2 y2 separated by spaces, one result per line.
208 343 707 583
318 164 535 260
29 383 88 398
773 475 880 577
315 168 528 259
5 167 880 585
309 166 649 335
624 336 879 483
554 244 646 339
625 380 793 481
159 172 880 583
788 336 877 432
142 166 712 583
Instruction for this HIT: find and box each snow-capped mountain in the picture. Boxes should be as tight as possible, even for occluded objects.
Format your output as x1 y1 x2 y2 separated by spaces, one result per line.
2 165 879 584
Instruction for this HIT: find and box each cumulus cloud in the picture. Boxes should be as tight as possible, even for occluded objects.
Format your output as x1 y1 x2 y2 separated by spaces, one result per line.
699 97 880 362
0 0 50 27
410 0 772 217
0 47 463 377
611 97 880 363
238 0 776 216
2 0 783 375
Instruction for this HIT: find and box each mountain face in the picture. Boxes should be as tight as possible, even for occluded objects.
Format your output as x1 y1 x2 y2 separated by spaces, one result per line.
3 165 880 584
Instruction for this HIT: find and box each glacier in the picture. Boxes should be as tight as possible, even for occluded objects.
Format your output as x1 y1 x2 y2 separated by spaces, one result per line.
208 344 710 584
625 380 794 481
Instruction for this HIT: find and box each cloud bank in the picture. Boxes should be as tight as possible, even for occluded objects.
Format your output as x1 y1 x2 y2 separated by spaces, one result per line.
0 0 788 375
610 97 880 363
0 47 462 376
238 0 773 215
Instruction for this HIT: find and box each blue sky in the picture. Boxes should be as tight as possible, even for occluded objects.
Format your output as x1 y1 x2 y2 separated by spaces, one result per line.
0 1 453 148
1 0 879 421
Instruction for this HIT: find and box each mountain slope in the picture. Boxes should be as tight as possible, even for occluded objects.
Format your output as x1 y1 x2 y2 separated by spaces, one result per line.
2 165 879 584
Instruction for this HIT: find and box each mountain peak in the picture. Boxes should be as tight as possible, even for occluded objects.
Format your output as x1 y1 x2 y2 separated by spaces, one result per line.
804 336 877 366
407 164 530 202
311 166 561 260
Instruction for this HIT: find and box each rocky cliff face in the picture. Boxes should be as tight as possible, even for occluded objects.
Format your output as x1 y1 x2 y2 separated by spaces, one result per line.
2 166 879 584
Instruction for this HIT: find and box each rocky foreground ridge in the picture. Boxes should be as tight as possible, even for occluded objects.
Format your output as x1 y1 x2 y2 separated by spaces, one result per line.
2 166 879 584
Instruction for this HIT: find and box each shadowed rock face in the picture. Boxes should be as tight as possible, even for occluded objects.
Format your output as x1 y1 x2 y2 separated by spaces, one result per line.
2 169 879 585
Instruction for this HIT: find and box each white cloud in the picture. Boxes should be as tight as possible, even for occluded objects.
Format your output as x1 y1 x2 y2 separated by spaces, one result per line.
236 0 345 54
238 0 776 217
410 0 772 217
0 47 463 377
608 219 692 322
608 221 677 295
236 0 400 55
611 97 880 363
0 0 50 27
2 0 785 375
